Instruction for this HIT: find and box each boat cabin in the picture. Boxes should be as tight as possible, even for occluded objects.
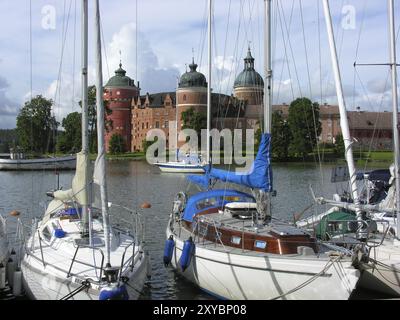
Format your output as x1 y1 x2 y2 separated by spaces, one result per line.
180 189 318 255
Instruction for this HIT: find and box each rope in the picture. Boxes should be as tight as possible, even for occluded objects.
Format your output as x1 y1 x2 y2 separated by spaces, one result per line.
270 255 341 300
59 280 91 300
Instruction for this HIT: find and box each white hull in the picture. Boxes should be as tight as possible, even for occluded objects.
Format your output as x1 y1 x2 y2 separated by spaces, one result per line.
167 223 359 300
155 162 205 173
21 252 148 300
0 156 76 171
21 214 149 300
357 239 400 297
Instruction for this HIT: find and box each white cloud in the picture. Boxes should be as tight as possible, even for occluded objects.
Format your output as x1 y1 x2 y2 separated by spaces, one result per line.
0 75 19 128
105 23 180 94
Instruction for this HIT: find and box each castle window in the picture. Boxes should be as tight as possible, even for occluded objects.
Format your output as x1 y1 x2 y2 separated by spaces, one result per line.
164 121 169 128
183 95 187 101
156 121 160 129
146 122 149 129
142 123 144 129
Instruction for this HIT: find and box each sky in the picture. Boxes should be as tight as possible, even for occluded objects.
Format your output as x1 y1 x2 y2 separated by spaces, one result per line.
0 0 399 129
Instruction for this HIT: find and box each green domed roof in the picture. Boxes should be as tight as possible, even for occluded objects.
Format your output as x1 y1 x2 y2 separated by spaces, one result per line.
105 63 137 88
234 48 264 88
179 59 207 88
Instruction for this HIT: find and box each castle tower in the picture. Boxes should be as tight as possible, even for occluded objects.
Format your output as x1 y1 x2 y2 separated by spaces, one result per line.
233 48 264 126
176 58 208 145
104 63 139 152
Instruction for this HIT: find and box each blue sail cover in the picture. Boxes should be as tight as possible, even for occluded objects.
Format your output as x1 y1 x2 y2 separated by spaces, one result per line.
187 133 273 192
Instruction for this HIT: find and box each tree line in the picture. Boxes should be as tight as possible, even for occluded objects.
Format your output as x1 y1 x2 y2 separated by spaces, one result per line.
13 86 117 155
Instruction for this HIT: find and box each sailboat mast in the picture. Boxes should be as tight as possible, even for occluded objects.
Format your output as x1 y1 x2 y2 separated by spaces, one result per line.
322 0 365 239
81 0 89 233
264 0 272 134
206 0 212 164
94 0 111 264
388 0 400 238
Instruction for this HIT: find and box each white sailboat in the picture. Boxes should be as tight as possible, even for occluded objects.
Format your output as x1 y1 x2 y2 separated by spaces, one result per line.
163 0 360 300
20 0 148 300
356 0 400 297
296 0 400 298
0 154 76 171
154 73 206 174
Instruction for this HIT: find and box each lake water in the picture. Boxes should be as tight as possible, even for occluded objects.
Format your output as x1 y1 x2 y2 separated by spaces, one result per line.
0 160 389 299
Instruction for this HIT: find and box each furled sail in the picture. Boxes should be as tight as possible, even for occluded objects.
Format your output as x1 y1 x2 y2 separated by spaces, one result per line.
187 133 273 192
53 152 89 205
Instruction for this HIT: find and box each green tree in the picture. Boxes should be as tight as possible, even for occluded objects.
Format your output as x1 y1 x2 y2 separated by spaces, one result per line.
108 133 126 154
181 107 207 143
16 95 58 154
334 133 345 156
56 112 82 153
287 98 321 158
271 111 291 160
79 85 112 153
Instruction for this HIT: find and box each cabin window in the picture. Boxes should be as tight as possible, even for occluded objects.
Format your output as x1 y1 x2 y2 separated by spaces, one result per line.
254 240 266 249
231 236 241 245
196 197 217 210
198 224 208 237
42 227 52 241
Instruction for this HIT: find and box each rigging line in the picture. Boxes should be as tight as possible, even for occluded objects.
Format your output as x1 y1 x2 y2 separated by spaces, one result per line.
322 0 345 102
230 0 245 84
198 0 208 70
299 0 324 185
278 0 302 97
317 0 326 170
276 1 295 100
100 15 110 80
299 0 312 98
352 1 367 111
274 0 294 104
136 0 138 80
54 0 73 121
279 0 319 166
355 68 391 172
215 0 232 127
71 0 77 110
52 0 73 156
29 0 34 218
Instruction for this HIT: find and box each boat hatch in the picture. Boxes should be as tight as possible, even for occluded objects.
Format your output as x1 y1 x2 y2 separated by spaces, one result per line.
270 225 309 236
223 202 257 219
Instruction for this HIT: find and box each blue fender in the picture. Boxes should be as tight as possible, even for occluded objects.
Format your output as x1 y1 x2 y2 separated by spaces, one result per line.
99 284 129 300
163 235 175 267
179 237 195 272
